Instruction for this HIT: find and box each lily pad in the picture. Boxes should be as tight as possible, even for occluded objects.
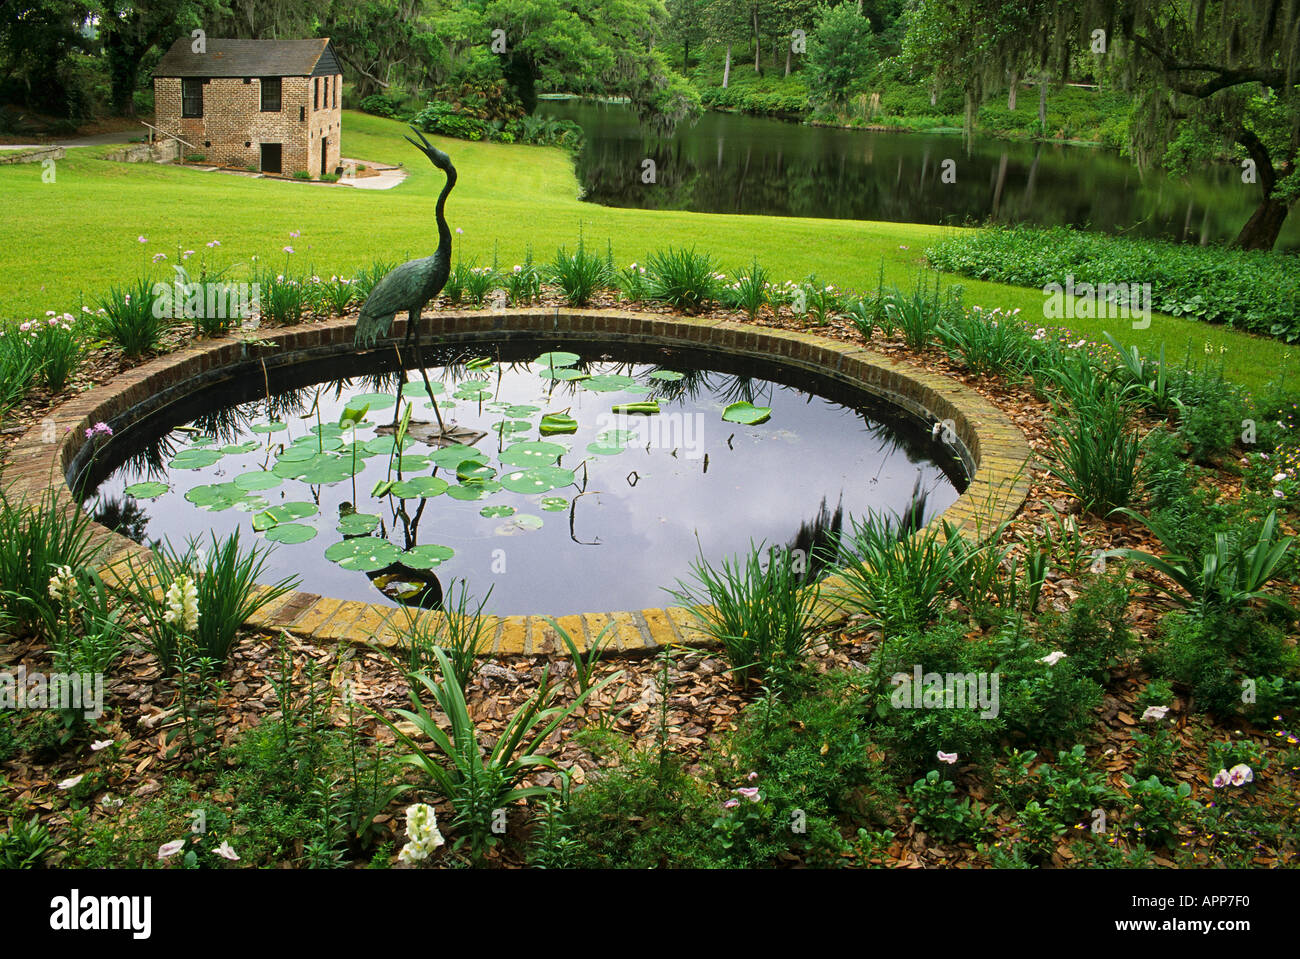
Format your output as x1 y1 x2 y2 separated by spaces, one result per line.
124 481 169 499
298 458 357 485
534 351 581 368
250 421 289 434
505 404 541 418
221 441 261 455
586 440 628 456
537 367 589 381
170 448 223 470
185 483 244 511
611 401 660 415
539 496 568 512
350 392 397 410
262 502 319 524
401 380 445 398
648 369 685 381
430 444 487 470
582 374 637 392
389 476 449 499
400 544 455 570
722 401 773 425
446 481 500 501
500 466 575 494
456 461 497 483
495 513 544 535
263 522 317 544
492 419 532 435
276 444 319 463
234 471 282 492
364 434 414 456
336 512 382 535
324 538 401 572
539 413 578 435
453 388 492 402
499 440 567 467
480 504 516 518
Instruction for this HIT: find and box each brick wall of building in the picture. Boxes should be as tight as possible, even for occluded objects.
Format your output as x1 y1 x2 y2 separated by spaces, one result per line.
154 74 341 176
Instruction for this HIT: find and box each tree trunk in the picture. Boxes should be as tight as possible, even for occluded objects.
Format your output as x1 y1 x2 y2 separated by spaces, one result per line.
683 38 689 74
1234 194 1291 250
1037 75 1047 134
1007 70 1018 111
785 43 792 76
753 6 761 71
723 42 731 88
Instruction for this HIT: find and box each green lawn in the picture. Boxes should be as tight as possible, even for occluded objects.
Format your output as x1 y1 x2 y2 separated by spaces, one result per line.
0 110 1289 391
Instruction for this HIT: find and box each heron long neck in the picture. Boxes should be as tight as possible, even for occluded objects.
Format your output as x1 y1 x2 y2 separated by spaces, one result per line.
435 167 456 254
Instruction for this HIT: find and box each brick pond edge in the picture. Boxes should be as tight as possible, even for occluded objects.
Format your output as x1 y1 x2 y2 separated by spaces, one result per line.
4 309 1033 655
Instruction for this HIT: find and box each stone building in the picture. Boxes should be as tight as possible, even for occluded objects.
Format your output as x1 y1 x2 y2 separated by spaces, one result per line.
153 37 343 177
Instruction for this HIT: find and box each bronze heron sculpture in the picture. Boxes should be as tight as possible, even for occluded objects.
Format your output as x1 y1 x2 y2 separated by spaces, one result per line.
354 127 461 441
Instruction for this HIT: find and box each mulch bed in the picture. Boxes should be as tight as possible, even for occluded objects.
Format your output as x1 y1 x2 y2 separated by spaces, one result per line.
2 292 1297 867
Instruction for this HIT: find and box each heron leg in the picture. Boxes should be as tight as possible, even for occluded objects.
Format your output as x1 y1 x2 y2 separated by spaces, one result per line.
408 309 448 434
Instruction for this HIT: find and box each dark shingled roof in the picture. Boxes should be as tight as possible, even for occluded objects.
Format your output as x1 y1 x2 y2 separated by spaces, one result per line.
154 37 341 78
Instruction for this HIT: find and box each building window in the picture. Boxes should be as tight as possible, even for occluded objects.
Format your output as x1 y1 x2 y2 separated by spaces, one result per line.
334 75 339 108
181 78 203 118
260 77 281 112
314 77 320 111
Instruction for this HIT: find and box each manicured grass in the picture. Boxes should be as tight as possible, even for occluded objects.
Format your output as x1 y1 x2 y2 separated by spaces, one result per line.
0 110 1290 391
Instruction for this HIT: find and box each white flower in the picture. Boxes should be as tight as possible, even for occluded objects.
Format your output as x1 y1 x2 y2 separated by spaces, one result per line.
397 803 445 864
1038 650 1068 666
47 565 76 603
161 575 199 633
213 840 240 860
1141 706 1169 722
937 751 958 765
1212 768 1232 788
157 839 185 859
1272 473 1287 483
91 739 114 752
1228 763 1253 786
58 774 84 790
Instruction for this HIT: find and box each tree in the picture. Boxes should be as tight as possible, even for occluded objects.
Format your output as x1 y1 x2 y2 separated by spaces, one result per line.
0 0 98 115
665 0 707 73
806 1 874 110
901 0 1300 250
100 0 220 115
706 0 749 88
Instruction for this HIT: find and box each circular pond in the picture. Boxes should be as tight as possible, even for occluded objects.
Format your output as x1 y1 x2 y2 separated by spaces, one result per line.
78 338 966 615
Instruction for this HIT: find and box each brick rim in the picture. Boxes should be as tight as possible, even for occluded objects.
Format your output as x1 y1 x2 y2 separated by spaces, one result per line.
5 309 1033 655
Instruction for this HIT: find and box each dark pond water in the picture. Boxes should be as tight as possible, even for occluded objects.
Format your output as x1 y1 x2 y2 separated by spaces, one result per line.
545 99 1300 250
80 339 964 616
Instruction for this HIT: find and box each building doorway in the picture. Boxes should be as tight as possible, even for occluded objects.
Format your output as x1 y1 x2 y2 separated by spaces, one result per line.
320 138 328 178
260 143 282 175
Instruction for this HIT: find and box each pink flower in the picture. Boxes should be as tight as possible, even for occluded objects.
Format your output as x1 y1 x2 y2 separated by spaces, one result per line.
1141 706 1169 722
289 230 300 238
57 774 84 790
207 240 220 248
137 235 148 243
152 252 167 263
213 840 239 861
157 840 185 859
283 246 294 254
735 787 761 802
746 771 758 781
937 751 958 765
723 798 739 809
1212 769 1231 788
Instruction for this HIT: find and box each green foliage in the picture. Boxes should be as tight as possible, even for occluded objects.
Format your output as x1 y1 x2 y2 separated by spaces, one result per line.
936 307 1036 378
0 815 57 868
548 237 609 307
718 259 769 321
908 770 988 843
644 247 722 313
94 275 170 358
1039 569 1133 679
255 269 309 326
394 581 492 694
805 2 877 109
0 484 102 631
833 512 966 635
352 259 399 303
377 647 617 858
120 530 298 671
314 275 356 317
927 226 1300 341
878 275 961 351
1045 392 1144 516
502 248 543 305
1123 775 1197 847
0 320 41 421
667 542 824 691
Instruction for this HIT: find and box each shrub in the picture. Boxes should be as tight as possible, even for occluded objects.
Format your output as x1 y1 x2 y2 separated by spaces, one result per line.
1040 569 1134 679
314 276 355 316
359 93 403 118
462 264 498 308
548 238 609 307
95 275 171 358
352 259 398 303
121 531 298 671
292 170 312 180
719 259 769 321
1045 393 1144 515
503 249 543 305
936 307 1036 378
833 512 967 636
442 259 470 306
926 225 1300 341
412 100 491 141
879 276 960 352
667 542 824 691
908 770 988 843
644 247 722 313
376 647 617 858
0 484 103 631
256 270 309 326
0 321 41 419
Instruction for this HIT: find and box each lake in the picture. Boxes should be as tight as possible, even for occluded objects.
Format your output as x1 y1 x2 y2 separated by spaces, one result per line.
544 99 1299 251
